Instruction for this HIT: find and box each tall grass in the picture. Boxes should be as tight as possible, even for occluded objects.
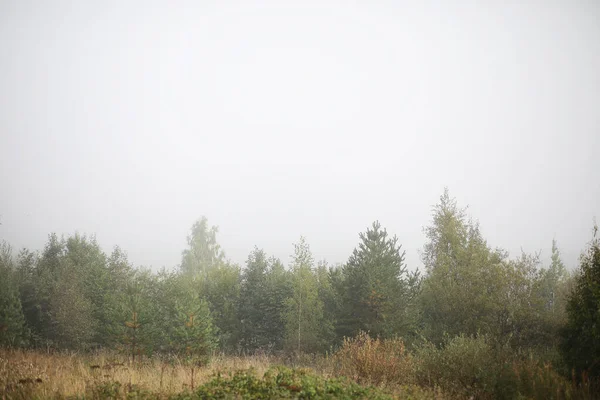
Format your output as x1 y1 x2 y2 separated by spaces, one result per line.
0 348 272 399
329 331 416 386
1 337 597 399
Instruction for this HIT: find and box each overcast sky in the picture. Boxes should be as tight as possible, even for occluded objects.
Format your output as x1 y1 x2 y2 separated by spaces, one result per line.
1 1 598 272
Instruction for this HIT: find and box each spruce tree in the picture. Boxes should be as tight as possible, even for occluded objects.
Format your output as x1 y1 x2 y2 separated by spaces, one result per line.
339 221 416 339
239 248 271 352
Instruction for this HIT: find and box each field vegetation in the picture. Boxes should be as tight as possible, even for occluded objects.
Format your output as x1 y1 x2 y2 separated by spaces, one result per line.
1 189 599 398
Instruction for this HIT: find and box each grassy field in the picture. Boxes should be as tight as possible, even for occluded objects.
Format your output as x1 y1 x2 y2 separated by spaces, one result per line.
1 349 265 398
0 349 431 399
1 335 596 399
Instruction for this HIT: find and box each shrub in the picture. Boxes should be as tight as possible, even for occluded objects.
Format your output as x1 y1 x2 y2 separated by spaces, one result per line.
512 357 595 400
415 334 516 399
415 334 597 400
330 331 416 386
184 366 393 399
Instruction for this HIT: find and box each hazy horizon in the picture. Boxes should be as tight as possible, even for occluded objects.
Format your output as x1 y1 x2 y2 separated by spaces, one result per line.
1 1 598 271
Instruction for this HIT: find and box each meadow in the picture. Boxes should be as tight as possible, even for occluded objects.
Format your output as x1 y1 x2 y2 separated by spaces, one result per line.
1 333 596 399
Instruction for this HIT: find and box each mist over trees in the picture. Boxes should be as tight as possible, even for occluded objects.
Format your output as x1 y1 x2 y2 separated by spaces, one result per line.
0 189 596 386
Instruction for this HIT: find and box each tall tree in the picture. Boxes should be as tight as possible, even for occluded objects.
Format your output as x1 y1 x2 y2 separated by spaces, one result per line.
101 247 135 347
239 249 293 353
171 282 216 367
0 241 28 347
14 248 38 344
48 256 97 349
180 217 225 277
284 237 329 353
315 261 338 346
179 217 240 351
540 239 569 314
238 248 273 352
263 257 291 351
561 224 600 381
339 221 418 340
419 189 507 344
63 234 111 347
26 234 102 349
203 261 241 351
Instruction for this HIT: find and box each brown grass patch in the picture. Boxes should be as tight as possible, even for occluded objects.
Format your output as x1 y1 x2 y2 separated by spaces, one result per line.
0 348 274 399
328 331 416 387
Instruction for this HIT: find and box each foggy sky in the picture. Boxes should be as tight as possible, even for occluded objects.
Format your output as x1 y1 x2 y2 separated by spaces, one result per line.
1 1 598 272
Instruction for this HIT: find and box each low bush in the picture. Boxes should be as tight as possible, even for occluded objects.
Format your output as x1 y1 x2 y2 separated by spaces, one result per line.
179 366 393 399
416 334 506 398
414 334 596 400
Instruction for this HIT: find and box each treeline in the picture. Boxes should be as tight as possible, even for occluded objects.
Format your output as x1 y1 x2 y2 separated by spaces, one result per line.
0 189 598 380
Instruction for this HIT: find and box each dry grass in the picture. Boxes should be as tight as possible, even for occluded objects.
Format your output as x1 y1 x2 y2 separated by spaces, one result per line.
328 331 416 387
4 342 587 400
0 348 274 399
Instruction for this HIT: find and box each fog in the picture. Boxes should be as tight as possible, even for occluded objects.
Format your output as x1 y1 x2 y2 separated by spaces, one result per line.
1 1 598 271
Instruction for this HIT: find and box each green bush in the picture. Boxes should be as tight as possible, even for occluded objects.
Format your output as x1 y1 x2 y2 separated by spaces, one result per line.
182 366 392 399
414 334 596 400
512 357 596 400
415 334 517 399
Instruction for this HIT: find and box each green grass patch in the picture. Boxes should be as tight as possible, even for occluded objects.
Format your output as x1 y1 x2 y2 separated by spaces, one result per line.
176 366 392 399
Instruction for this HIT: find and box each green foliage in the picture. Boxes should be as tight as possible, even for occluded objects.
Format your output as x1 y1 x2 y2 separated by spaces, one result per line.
561 224 600 383
179 217 241 351
3 199 599 398
48 263 97 349
238 249 290 353
16 233 112 350
203 262 242 351
512 358 593 400
418 189 566 351
100 247 135 348
171 284 216 366
416 334 512 398
180 216 225 277
13 248 38 344
284 237 332 354
339 221 420 340
527 240 572 351
263 257 292 351
111 270 217 359
85 380 152 399
415 333 586 400
315 261 339 347
188 366 393 399
419 189 508 344
113 273 154 361
0 241 28 347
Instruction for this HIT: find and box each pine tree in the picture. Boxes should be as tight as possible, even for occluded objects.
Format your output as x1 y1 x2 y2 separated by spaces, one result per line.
238 248 271 352
171 285 216 389
0 241 28 347
339 221 416 339
561 224 600 381
262 257 290 351
202 262 241 352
